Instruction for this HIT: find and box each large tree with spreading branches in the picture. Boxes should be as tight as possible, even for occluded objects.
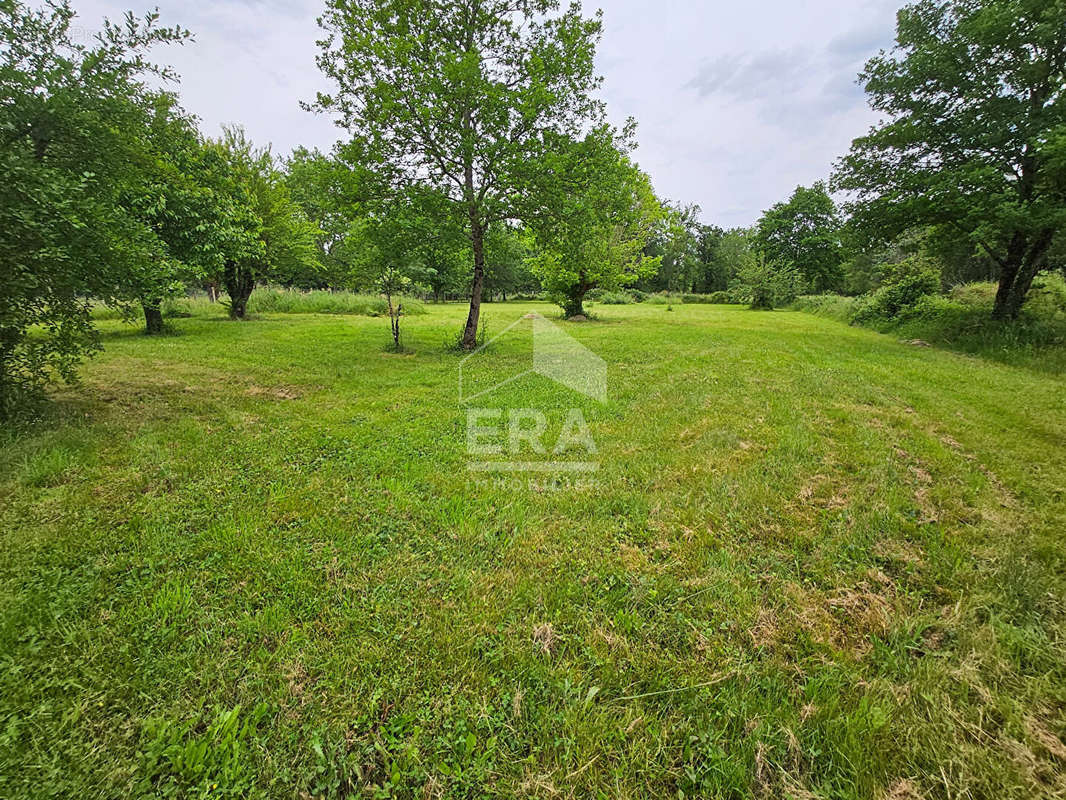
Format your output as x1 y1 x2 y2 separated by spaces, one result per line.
833 0 1066 319
311 0 607 348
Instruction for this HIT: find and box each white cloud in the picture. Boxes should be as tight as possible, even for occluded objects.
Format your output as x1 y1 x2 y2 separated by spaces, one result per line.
66 0 901 227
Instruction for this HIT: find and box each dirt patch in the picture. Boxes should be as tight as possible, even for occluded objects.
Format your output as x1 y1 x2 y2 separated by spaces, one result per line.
1026 715 1066 761
245 385 302 400
532 622 558 655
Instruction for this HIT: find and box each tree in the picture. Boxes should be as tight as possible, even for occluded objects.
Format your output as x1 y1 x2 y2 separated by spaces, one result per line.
833 0 1066 319
734 252 802 310
714 228 755 291
694 224 728 292
0 1 187 415
402 187 472 301
210 129 320 319
312 0 606 348
127 97 257 333
484 225 535 301
645 203 702 293
379 266 411 351
754 183 844 293
527 131 663 317
284 147 366 289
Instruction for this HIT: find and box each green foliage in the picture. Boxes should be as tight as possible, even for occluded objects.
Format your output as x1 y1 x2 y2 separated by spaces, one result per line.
125 99 266 334
379 266 412 350
527 129 664 317
248 288 424 317
791 294 858 323
851 257 942 323
484 226 537 300
796 271 1066 372
833 0 1066 319
0 1 188 416
136 704 271 797
733 252 804 310
313 0 607 347
593 290 635 305
94 290 429 320
644 202 703 293
209 129 321 320
282 147 364 289
680 292 733 304
754 182 845 293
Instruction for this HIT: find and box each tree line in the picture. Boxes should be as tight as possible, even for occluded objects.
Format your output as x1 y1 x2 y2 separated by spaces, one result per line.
2 0 1064 419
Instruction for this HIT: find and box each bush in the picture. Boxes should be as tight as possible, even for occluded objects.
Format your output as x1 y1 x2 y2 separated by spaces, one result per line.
795 272 1066 373
595 290 633 305
680 292 733 304
644 293 671 305
629 289 648 302
1030 271 1066 317
851 257 941 323
733 254 804 309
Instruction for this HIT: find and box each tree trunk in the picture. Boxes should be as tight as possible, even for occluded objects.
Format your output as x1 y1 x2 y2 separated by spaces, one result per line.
1005 228 1056 319
385 292 401 349
143 302 164 335
224 262 255 320
992 232 1026 320
461 214 486 350
992 229 1055 320
564 283 590 318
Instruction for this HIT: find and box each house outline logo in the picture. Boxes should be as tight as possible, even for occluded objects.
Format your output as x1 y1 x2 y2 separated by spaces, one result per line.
458 312 607 406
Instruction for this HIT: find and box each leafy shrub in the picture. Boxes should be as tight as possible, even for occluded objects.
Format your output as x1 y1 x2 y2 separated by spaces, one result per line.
629 289 648 302
644 293 671 305
796 273 1066 373
680 292 733 304
1029 271 1066 317
595 290 633 305
733 254 804 309
896 293 966 322
852 256 941 322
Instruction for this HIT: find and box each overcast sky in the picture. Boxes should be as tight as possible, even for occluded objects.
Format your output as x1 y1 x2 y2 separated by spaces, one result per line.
69 0 899 227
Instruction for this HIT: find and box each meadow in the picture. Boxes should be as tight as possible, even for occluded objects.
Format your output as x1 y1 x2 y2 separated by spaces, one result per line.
1 302 1064 799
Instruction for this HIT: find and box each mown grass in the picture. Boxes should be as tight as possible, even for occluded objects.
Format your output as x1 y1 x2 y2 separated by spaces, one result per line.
1 302 1064 798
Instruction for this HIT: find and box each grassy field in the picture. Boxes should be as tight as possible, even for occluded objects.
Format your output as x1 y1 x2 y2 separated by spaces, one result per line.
1 302 1064 799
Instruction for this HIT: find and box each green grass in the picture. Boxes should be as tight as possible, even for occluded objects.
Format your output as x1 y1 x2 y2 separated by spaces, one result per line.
793 276 1066 374
2 302 1065 798
91 288 427 323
